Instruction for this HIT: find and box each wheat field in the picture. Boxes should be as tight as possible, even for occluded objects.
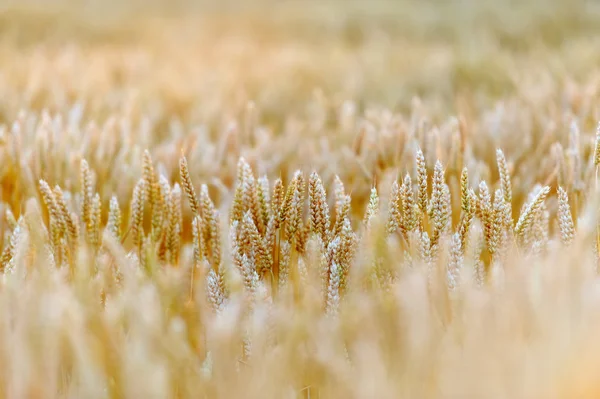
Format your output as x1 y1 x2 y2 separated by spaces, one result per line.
1 0 600 398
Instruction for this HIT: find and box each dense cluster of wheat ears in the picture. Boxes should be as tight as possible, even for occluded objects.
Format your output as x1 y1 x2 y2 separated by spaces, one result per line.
1 114 600 396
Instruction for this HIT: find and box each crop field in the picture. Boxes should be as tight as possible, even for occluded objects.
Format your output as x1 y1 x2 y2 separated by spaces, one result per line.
1 0 600 397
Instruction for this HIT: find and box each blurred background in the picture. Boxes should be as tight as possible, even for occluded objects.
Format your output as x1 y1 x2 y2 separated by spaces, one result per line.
0 0 598 124
0 0 599 213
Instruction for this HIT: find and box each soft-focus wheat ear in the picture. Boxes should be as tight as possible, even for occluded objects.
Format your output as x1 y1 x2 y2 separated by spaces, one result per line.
0 218 22 271
490 189 506 259
386 179 401 236
514 186 550 244
594 124 600 253
143 150 163 243
168 183 182 265
400 173 417 236
90 192 101 250
308 171 331 245
38 180 64 256
206 268 226 313
242 211 270 276
257 175 271 233
270 178 284 229
447 232 463 293
179 153 200 215
415 146 428 215
283 171 303 242
478 181 493 254
200 184 220 269
557 186 575 246
231 157 254 225
363 187 379 230
496 149 512 206
53 185 78 247
337 217 357 295
278 240 292 290
191 215 205 299
430 160 449 248
419 230 432 270
322 236 340 304
192 215 205 268
247 174 265 236
130 179 146 253
80 159 94 242
460 167 469 213
325 261 341 317
457 188 475 254
106 195 122 241
5 208 17 231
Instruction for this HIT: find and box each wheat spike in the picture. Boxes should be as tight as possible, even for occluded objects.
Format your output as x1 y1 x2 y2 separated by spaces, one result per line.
130 179 146 252
489 189 506 256
107 195 122 241
91 193 101 250
179 155 200 215
168 183 182 264
496 149 512 206
478 181 494 253
80 159 93 239
257 175 271 232
309 171 331 244
557 186 575 246
386 179 401 236
460 167 470 214
53 186 78 246
515 186 550 242
447 232 463 292
416 146 428 214
430 160 449 245
325 261 341 316
364 187 380 229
